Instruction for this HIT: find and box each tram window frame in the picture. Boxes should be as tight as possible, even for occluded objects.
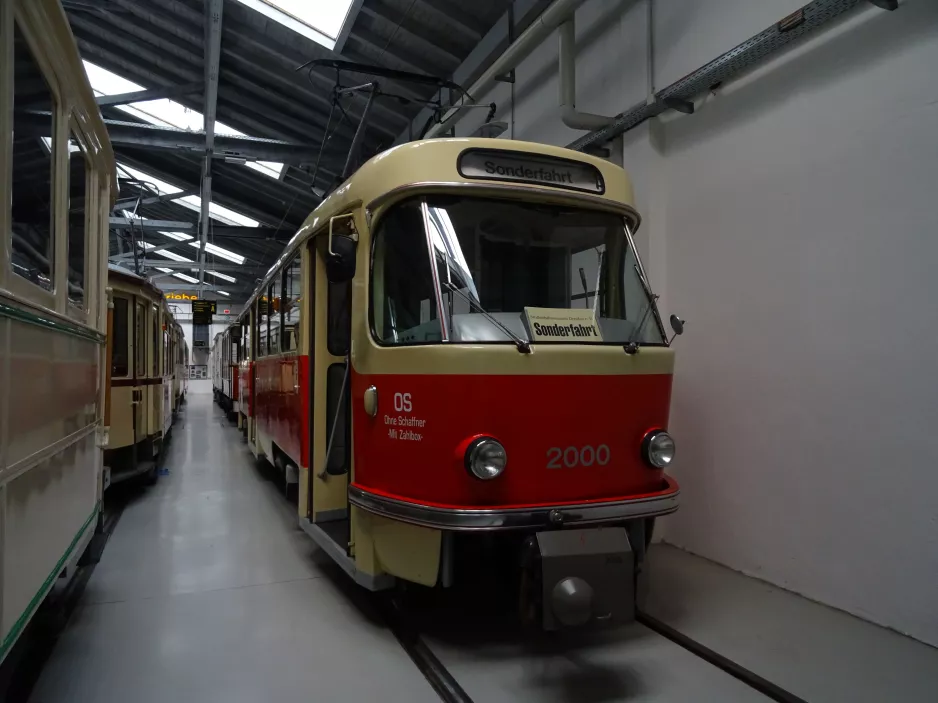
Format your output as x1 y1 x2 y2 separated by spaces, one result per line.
135 301 146 378
151 305 159 377
10 23 57 300
282 254 301 353
112 296 130 377
369 198 443 347
66 125 91 313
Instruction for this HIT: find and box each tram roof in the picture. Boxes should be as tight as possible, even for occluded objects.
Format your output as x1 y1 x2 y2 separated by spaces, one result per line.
244 138 638 311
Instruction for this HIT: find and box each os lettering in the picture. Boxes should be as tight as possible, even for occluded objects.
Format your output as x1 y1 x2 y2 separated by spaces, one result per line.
546 445 610 469
394 392 412 412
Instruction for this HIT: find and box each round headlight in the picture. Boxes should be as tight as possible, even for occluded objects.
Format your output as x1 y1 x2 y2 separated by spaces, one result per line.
465 437 507 480
643 430 675 468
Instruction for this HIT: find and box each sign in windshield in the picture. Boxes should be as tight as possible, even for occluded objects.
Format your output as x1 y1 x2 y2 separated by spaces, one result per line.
458 149 605 195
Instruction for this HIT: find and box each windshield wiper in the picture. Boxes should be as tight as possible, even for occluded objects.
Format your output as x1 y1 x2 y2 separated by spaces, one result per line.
443 282 531 354
626 265 660 354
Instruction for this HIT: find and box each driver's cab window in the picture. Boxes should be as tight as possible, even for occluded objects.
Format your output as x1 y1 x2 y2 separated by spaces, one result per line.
371 200 442 345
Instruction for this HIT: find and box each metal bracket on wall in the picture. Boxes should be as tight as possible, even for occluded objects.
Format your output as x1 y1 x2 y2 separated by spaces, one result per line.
495 70 516 84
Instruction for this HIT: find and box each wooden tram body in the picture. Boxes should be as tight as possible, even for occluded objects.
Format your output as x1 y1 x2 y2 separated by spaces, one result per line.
105 265 186 486
0 0 115 661
225 139 680 627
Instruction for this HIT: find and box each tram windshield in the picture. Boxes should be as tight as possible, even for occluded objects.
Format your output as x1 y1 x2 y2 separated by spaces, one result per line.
371 196 665 346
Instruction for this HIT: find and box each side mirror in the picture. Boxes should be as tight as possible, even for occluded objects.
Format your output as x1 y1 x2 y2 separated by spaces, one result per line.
325 235 357 283
667 314 685 346
669 314 684 336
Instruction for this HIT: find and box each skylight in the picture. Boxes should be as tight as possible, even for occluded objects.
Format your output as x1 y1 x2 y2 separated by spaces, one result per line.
88 62 285 180
206 270 237 283
218 290 230 296
116 162 260 228
231 0 355 50
155 267 173 273
187 242 245 265
173 273 199 284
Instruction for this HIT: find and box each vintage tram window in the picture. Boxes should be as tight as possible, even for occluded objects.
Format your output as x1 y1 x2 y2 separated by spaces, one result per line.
135 301 146 377
152 306 159 376
255 298 265 357
282 255 301 352
11 26 55 292
265 283 276 354
67 132 90 309
113 297 130 377
370 199 442 345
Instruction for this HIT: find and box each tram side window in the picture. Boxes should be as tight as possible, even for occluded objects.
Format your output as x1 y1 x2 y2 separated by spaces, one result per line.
135 303 146 377
11 26 55 292
282 255 301 352
152 307 159 376
67 133 90 309
371 200 442 345
113 297 129 377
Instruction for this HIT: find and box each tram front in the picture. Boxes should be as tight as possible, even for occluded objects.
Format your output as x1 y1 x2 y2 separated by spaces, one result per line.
344 142 681 629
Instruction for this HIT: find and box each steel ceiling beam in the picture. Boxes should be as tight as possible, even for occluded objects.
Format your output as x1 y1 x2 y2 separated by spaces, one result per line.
109 218 278 240
200 0 223 297
102 119 336 164
357 2 461 67
95 82 202 107
126 260 254 272
395 0 551 144
113 187 200 211
111 151 315 228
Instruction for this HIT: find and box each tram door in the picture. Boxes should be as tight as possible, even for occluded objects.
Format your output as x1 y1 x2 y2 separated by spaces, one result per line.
133 299 147 449
306 232 352 529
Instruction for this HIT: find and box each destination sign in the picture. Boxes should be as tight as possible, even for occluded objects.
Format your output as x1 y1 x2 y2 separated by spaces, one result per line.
523 307 604 343
458 148 605 195
192 299 216 325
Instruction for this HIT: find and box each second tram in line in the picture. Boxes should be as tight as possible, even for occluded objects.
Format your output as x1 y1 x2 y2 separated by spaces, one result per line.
213 138 682 628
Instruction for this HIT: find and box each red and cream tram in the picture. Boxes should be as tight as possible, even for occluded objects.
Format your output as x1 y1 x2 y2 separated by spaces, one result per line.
237 139 682 628
211 326 241 421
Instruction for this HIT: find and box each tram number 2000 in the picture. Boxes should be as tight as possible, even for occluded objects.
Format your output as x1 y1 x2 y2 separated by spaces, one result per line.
547 445 611 469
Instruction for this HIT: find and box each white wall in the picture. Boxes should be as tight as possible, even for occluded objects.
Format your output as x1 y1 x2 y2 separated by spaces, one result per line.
454 0 938 645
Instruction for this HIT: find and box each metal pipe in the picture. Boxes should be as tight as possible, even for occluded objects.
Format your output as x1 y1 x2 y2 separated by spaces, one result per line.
646 0 655 96
568 0 896 152
559 17 615 130
425 0 589 138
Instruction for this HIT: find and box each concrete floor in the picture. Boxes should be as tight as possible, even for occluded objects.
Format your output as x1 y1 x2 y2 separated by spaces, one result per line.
28 392 439 703
27 390 938 702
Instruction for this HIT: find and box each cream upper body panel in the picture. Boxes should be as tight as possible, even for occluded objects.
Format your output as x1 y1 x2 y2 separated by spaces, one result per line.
245 138 637 310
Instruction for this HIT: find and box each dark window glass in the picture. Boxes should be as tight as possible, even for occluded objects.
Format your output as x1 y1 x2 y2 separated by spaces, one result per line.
370 200 441 345
269 284 280 354
135 302 146 377
152 306 159 376
372 196 665 346
328 281 351 356
11 26 54 291
282 256 301 352
67 133 89 308
112 297 129 377
325 363 349 475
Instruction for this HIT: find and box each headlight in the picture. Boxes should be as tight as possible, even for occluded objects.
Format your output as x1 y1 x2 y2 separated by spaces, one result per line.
465 437 507 480
643 430 675 468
